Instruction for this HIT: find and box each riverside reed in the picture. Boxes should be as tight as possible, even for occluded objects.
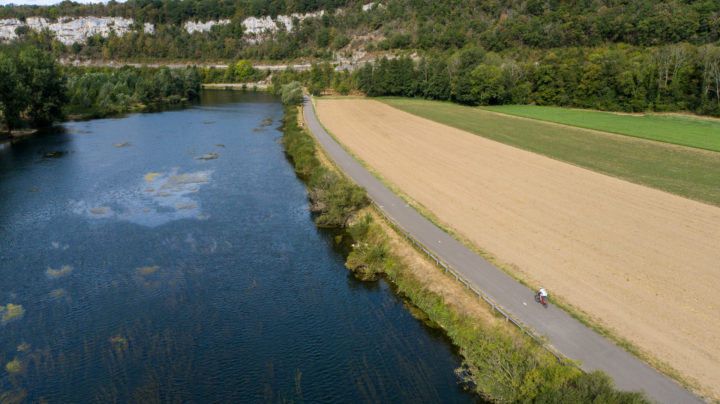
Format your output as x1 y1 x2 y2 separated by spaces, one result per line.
279 102 649 403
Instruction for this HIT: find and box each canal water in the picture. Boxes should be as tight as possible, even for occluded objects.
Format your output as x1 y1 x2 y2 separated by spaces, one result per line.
0 90 478 403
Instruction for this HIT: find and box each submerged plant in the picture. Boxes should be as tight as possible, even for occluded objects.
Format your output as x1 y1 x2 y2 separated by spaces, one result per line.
46 265 73 278
5 358 24 374
137 266 160 275
1 303 25 323
144 172 162 182
49 288 67 298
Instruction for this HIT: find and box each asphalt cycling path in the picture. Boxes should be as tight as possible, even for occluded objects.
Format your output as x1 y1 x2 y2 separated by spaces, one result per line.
302 96 703 404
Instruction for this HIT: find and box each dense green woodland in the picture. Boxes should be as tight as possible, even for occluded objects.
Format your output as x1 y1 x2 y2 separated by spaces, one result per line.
3 0 720 115
2 0 719 51
0 45 200 135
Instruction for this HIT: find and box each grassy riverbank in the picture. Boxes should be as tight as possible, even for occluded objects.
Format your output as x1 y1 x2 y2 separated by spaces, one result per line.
281 104 649 403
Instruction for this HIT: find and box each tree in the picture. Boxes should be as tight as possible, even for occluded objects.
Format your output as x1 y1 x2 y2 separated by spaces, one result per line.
233 60 255 82
18 46 66 126
0 46 64 134
281 81 303 106
0 54 28 135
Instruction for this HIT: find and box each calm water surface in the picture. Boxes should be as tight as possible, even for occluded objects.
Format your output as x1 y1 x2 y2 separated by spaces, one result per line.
0 91 478 403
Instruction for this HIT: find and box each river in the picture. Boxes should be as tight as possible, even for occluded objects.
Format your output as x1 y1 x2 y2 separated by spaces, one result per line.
0 90 479 403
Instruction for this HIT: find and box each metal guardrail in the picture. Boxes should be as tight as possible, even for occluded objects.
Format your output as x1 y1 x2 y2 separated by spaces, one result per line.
370 201 567 363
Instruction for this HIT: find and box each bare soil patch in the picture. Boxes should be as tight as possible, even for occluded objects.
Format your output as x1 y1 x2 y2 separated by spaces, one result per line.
316 99 720 399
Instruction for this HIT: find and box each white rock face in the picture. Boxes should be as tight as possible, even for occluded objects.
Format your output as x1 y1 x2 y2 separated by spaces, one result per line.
362 3 376 11
183 19 230 34
182 11 325 35
0 10 326 45
0 16 154 45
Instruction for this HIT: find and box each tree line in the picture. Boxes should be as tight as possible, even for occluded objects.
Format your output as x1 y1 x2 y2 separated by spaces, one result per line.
0 45 201 135
268 43 720 117
354 44 720 116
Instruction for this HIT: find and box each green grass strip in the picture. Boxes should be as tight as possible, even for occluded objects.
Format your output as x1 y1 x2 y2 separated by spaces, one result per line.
482 105 720 152
382 98 720 207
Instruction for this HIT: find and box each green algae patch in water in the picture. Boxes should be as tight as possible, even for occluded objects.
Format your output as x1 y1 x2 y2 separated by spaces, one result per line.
167 173 210 185
17 343 31 353
5 358 25 374
46 265 73 278
144 172 162 182
49 289 67 298
137 266 160 275
113 142 132 147
1 304 25 324
194 152 220 160
0 390 27 404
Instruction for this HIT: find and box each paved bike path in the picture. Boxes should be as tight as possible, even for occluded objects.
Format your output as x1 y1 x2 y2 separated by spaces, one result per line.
302 96 702 404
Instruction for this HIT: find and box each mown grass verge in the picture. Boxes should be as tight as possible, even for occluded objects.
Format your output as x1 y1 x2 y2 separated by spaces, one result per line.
382 98 720 207
281 103 650 403
482 105 720 153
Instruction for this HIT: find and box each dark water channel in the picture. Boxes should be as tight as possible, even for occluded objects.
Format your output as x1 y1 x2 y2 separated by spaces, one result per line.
0 90 478 403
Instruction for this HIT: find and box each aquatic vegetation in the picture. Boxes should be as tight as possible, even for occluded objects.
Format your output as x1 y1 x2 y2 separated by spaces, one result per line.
1 303 26 323
144 172 162 182
154 192 173 197
49 288 67 298
28 188 39 192
113 142 132 147
203 121 216 124
46 265 73 278
252 128 266 132
167 173 210 185
260 118 273 127
144 187 155 192
0 390 27 404
17 342 30 352
137 265 160 275
215 144 225 148
194 152 220 160
176 204 197 210
5 358 24 374
110 335 129 356
90 207 110 215
43 151 67 158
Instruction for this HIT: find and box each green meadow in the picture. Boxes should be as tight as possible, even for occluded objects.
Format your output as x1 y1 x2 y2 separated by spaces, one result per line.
381 99 720 207
482 105 720 152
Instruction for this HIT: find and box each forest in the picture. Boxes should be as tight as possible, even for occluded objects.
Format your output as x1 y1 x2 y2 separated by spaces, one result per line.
0 45 201 134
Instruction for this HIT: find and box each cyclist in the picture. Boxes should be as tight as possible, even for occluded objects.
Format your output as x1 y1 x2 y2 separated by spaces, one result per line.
538 287 548 305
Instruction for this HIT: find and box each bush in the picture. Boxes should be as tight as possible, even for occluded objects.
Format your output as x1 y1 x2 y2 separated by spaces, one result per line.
281 81 303 106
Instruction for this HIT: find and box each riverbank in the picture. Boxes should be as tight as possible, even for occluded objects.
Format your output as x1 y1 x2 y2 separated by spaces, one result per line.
282 103 651 403
202 83 270 91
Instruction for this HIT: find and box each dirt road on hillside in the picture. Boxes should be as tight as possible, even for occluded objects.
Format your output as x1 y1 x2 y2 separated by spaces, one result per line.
316 99 720 399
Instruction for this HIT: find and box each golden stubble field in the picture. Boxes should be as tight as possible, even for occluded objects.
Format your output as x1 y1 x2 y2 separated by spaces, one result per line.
315 99 720 399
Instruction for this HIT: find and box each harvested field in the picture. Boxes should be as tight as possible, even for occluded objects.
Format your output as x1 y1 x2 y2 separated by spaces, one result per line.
315 99 720 399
